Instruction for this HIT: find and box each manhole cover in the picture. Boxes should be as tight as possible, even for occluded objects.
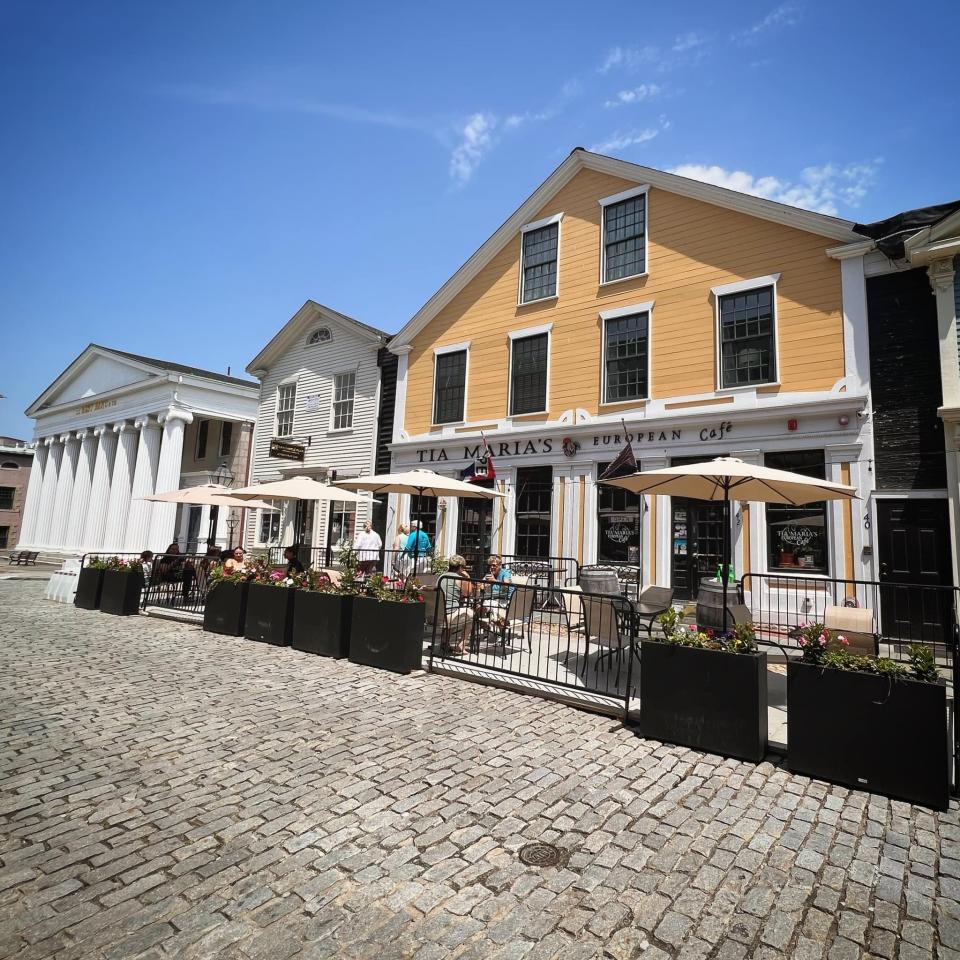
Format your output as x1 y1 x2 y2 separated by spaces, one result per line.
518 843 564 867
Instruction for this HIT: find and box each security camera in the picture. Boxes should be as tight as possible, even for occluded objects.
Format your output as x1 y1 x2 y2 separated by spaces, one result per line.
855 409 871 420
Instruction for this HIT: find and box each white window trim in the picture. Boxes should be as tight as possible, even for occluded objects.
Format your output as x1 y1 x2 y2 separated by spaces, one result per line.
432 343 471 427
329 370 357 433
507 325 552 418
518 213 563 306
599 185 650 287
713 274 782 393
600 301 654 406
257 507 282 547
275 379 298 438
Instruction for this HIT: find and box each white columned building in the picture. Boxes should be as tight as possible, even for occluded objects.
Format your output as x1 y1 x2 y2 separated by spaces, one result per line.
17 344 258 558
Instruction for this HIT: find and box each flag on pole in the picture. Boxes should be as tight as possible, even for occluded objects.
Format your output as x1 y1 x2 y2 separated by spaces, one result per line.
598 437 637 481
461 435 496 484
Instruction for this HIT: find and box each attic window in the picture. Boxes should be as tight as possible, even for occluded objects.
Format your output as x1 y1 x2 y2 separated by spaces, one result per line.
307 328 332 346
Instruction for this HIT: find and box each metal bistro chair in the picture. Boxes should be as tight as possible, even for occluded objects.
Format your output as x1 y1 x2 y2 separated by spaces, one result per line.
479 580 537 655
581 593 635 673
634 585 676 638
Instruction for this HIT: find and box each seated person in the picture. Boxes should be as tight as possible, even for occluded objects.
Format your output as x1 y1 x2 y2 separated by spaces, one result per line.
155 542 196 600
223 547 247 576
284 545 305 576
438 555 475 653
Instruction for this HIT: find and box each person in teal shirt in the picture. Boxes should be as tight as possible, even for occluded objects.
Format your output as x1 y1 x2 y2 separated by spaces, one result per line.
402 522 432 562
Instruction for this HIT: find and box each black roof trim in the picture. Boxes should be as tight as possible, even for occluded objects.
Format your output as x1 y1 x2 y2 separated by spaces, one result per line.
853 200 960 260
91 345 259 388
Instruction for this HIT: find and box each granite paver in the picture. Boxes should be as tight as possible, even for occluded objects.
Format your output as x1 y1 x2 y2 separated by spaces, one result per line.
1 577 959 958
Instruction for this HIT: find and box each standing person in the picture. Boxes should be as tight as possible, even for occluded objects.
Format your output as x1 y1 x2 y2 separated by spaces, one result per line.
139 551 154 581
353 520 383 574
392 523 410 577
284 546 305 576
439 555 475 654
403 521 432 573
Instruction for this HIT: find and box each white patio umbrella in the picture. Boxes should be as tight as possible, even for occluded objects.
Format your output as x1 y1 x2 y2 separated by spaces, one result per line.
229 476 367 503
600 456 857 630
143 484 275 549
333 469 505 570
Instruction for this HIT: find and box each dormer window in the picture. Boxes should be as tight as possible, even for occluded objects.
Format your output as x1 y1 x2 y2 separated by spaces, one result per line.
307 328 332 346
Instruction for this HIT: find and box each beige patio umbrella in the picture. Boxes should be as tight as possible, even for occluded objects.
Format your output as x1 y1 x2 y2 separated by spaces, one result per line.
600 456 857 630
229 476 367 503
333 468 505 568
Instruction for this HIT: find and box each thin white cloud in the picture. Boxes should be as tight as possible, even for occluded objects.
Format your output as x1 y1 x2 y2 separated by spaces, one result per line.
449 113 497 184
604 83 662 108
598 45 659 73
669 160 882 215
588 127 661 154
733 3 802 42
673 32 707 52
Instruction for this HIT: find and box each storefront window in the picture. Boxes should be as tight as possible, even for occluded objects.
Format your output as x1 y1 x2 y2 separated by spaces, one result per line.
327 501 357 548
409 496 438 543
258 510 281 545
765 450 829 574
515 466 552 557
597 463 641 563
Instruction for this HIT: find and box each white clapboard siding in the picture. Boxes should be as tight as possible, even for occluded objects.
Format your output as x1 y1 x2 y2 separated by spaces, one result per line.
245 314 386 551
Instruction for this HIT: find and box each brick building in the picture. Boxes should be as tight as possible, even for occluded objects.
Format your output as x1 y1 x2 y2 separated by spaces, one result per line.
0 437 34 552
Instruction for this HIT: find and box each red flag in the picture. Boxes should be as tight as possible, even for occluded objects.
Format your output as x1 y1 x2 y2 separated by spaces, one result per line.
598 439 637 481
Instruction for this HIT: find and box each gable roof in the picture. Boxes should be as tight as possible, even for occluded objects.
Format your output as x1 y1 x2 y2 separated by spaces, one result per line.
246 300 389 376
389 148 862 351
26 343 258 416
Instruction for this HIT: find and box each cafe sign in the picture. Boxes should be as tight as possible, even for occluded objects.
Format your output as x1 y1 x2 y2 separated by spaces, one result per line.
269 439 305 461
415 420 734 464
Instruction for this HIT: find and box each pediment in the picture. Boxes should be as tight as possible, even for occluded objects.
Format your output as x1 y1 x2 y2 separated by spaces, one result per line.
28 348 162 414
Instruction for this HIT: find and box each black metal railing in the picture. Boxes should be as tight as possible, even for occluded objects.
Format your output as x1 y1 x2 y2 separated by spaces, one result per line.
428 574 644 719
141 552 222 617
739 572 960 661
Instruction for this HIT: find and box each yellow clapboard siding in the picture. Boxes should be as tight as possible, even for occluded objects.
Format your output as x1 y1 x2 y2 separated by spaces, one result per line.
404 167 844 433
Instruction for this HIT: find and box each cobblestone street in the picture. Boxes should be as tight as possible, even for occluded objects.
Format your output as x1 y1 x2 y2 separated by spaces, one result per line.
2 578 960 959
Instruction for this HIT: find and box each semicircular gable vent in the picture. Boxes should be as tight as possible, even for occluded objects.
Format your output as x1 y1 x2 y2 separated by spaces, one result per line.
307 328 332 346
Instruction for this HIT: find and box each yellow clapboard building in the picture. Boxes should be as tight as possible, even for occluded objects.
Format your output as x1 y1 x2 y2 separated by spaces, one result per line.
386 149 874 603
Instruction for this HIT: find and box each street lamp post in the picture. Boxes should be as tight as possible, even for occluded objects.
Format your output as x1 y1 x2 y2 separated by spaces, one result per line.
208 459 235 548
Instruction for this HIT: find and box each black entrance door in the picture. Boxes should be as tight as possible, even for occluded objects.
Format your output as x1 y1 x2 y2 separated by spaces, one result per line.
458 501 493 578
294 499 316 565
876 498 954 644
671 498 725 602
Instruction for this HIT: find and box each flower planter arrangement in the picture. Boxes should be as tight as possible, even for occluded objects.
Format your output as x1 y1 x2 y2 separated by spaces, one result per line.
203 568 250 636
74 558 107 610
99 558 145 616
291 569 354 658
788 624 948 810
640 610 768 763
243 563 296 646
348 574 426 674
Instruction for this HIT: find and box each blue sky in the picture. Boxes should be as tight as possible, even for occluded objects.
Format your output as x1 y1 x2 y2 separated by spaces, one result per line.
1 0 958 439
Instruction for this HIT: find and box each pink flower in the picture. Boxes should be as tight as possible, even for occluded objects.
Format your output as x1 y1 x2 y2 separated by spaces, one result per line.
839 635 849 646
798 638 807 646
817 633 827 644
688 625 697 633
270 569 284 582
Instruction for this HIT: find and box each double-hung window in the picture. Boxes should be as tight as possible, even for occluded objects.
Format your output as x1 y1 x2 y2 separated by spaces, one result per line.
276 383 296 437
219 421 233 457
331 372 355 430
258 510 281 545
0 487 14 510
433 348 467 424
601 188 647 282
510 331 549 416
715 278 779 389
520 217 560 303
195 420 209 459
602 306 651 403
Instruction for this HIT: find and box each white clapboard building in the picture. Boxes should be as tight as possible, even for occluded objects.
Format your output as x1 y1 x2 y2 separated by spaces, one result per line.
245 301 396 557
17 344 259 558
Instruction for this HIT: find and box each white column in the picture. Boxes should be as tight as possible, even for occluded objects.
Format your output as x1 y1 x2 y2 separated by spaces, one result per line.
82 426 118 552
49 433 79 550
147 407 192 550
34 437 63 548
124 417 162 552
65 430 97 551
103 422 138 551
17 442 46 548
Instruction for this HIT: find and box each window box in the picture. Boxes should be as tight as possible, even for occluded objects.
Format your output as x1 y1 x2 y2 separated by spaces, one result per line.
100 569 144 616
203 580 249 636
639 640 768 763
292 591 353 658
74 567 105 610
787 661 949 810
348 596 425 673
244 583 295 646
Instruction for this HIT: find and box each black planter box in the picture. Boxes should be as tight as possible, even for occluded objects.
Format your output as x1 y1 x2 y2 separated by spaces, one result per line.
292 591 353 658
203 580 249 636
640 641 769 763
788 660 949 810
99 569 144 616
74 567 105 610
243 583 294 646
349 597 425 673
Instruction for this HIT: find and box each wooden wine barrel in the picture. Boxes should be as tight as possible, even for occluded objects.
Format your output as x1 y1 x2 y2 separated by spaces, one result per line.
695 577 728 630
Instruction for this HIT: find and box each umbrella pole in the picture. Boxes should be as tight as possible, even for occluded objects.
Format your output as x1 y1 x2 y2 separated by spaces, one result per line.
412 489 422 578
722 485 730 634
